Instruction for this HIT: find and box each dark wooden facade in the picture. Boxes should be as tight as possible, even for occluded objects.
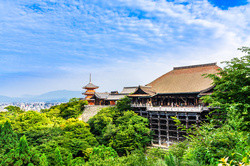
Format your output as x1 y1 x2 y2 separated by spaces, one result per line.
132 107 209 146
128 63 220 147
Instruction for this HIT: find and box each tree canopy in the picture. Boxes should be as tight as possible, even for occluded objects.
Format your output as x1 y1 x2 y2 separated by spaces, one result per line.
203 47 250 131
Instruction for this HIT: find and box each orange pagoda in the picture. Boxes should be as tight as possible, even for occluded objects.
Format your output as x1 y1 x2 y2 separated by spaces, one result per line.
83 74 99 105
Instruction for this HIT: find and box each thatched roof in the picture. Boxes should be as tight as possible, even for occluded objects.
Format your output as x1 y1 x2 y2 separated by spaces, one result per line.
147 63 220 94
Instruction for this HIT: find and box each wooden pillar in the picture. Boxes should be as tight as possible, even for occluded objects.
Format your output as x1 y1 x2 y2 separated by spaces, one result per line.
176 112 179 142
196 113 200 125
158 112 161 145
149 112 153 145
185 112 188 129
166 112 169 147
146 110 149 119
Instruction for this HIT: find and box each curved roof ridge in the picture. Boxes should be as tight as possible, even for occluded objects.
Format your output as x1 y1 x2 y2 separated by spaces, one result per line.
173 62 217 70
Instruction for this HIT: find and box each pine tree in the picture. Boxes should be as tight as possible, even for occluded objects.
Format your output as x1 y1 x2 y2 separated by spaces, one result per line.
0 121 18 155
55 147 64 166
66 153 73 166
40 153 49 166
0 135 40 166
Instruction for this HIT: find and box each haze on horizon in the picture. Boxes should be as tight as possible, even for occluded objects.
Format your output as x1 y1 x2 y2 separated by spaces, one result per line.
0 0 249 97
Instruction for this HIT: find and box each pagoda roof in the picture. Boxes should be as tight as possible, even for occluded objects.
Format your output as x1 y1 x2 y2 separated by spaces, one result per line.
83 82 99 89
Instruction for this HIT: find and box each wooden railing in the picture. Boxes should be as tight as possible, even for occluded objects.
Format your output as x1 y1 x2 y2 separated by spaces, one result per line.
131 104 208 112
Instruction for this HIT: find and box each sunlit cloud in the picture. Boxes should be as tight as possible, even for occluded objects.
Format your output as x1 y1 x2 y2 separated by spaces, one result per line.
0 0 249 96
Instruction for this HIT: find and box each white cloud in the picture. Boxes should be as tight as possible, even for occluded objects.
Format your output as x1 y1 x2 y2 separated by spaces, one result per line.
0 0 249 96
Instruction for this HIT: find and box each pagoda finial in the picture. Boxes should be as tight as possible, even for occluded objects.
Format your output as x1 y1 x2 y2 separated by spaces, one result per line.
89 73 92 83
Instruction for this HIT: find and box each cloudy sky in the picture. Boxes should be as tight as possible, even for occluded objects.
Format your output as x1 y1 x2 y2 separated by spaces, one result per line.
0 0 249 97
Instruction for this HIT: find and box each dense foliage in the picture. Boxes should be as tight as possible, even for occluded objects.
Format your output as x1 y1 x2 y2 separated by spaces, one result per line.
0 121 18 162
42 98 88 119
1 135 40 166
202 47 250 131
88 97 152 154
0 99 97 165
0 97 156 165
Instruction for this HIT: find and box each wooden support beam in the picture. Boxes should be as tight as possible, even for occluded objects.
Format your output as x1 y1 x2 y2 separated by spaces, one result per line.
176 112 179 142
196 113 200 125
149 112 153 145
186 112 188 129
157 112 161 145
166 113 170 147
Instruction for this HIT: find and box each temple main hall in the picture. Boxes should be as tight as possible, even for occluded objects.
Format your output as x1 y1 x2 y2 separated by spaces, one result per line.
82 63 220 146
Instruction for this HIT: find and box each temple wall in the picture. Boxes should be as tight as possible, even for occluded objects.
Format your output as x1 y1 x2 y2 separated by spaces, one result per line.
79 105 111 122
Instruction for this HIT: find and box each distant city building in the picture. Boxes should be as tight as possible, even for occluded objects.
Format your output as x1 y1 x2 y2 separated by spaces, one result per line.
0 102 61 112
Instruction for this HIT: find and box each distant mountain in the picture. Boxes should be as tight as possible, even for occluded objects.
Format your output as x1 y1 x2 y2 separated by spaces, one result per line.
0 90 83 103
0 95 16 103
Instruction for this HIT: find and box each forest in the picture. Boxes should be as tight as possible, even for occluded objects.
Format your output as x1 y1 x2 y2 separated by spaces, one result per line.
0 47 249 166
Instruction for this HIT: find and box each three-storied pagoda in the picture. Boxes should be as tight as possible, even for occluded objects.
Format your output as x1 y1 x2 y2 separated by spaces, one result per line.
83 74 99 105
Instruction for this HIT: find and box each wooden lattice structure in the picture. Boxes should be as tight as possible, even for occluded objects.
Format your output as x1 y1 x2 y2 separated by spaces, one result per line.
132 106 210 146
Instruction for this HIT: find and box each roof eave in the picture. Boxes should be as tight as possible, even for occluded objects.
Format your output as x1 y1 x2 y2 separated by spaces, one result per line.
157 92 200 95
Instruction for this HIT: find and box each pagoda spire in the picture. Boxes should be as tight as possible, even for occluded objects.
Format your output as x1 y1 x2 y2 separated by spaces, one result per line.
83 74 99 105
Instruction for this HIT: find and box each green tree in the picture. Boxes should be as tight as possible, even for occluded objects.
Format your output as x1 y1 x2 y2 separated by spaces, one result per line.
109 111 152 154
55 147 64 166
60 118 98 157
202 47 250 131
116 96 132 112
42 98 88 119
89 145 118 161
71 157 85 166
1 135 40 166
40 153 49 166
66 153 73 166
13 111 53 132
4 105 24 114
0 121 18 158
89 97 152 155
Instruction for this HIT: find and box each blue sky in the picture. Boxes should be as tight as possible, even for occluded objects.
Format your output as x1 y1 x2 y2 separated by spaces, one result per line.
0 0 249 97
